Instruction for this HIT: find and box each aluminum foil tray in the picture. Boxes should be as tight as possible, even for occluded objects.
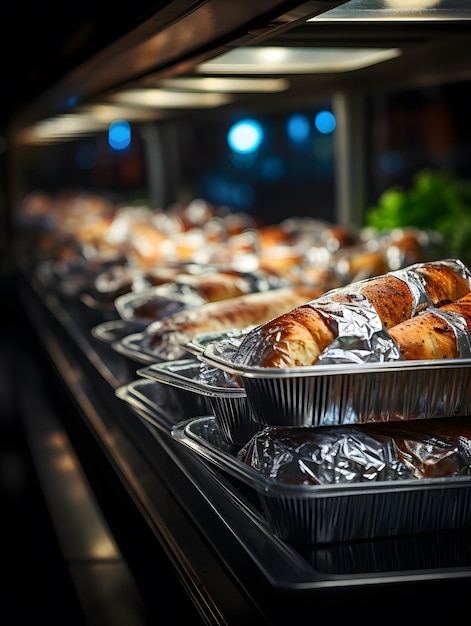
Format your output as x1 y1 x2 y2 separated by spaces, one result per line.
114 283 206 322
184 326 256 357
110 326 247 365
115 377 209 428
200 345 471 427
116 378 180 432
91 318 148 344
111 331 164 364
171 415 471 544
138 359 259 445
116 381 471 586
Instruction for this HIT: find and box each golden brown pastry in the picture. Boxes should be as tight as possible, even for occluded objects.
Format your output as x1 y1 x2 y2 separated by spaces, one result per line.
233 259 471 368
389 291 471 360
171 271 252 302
142 285 326 358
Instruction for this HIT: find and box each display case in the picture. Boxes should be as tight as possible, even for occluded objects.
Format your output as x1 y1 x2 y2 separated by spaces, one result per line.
5 1 471 623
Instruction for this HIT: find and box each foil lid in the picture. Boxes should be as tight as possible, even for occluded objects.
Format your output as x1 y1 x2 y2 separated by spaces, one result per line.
198 330 248 387
390 258 471 314
312 292 402 364
238 424 471 485
393 432 471 478
430 309 471 358
118 283 206 323
390 267 432 316
198 361 240 388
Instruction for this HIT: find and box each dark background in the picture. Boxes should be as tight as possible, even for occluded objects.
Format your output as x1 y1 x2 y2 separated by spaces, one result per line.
0 3 160 128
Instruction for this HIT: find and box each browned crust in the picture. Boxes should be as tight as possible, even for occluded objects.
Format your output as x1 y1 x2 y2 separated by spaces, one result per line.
359 275 413 328
236 305 336 368
389 291 471 360
415 263 471 306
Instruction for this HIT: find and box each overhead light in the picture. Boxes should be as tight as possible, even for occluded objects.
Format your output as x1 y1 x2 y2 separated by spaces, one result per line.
158 77 290 92
309 0 470 21
32 114 108 138
109 89 233 107
196 47 401 74
15 105 165 144
78 104 165 123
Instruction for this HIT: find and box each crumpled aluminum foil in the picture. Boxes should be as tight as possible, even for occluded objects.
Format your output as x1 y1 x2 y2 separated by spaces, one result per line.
312 292 402 364
198 329 249 387
198 360 240 388
237 423 471 484
429 309 471 358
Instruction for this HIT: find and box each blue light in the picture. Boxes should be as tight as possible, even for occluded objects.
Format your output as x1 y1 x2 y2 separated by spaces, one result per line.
287 114 310 142
315 110 336 134
227 119 263 154
108 120 131 150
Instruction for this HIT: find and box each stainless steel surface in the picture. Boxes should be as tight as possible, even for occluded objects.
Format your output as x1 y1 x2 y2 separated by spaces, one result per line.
17 336 148 625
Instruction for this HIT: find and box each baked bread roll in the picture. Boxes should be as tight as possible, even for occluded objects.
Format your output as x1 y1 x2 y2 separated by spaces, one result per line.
389 291 471 360
142 285 325 359
233 259 471 368
169 270 252 302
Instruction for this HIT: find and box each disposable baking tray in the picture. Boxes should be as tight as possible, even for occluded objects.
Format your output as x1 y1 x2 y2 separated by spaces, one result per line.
171 415 471 544
112 324 252 366
91 318 148 344
114 283 206 322
112 331 168 364
200 344 471 427
138 359 259 445
183 326 256 357
115 377 208 428
117 380 471 587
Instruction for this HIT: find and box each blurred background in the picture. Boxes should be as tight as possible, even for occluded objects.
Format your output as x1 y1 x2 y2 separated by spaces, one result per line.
2 3 471 263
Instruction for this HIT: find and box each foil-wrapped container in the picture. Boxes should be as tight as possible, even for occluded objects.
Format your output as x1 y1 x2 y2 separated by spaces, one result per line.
91 319 149 345
183 327 255 357
114 283 206 323
138 358 258 446
87 264 150 303
36 251 129 298
199 259 471 426
200 344 471 427
171 415 471 543
237 419 471 485
116 375 209 426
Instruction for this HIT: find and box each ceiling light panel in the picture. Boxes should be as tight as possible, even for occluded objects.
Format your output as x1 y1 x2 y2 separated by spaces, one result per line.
110 89 233 107
158 77 290 92
196 47 401 74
